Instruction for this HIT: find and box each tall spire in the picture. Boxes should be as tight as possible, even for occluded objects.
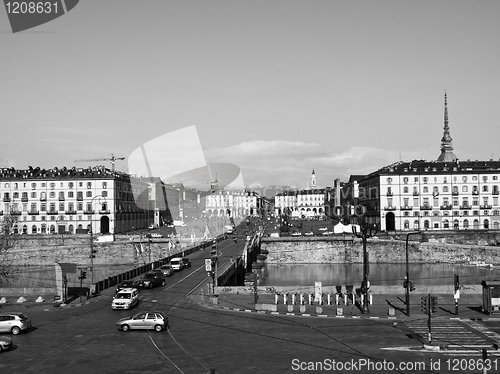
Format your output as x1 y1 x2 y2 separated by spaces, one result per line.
437 91 457 162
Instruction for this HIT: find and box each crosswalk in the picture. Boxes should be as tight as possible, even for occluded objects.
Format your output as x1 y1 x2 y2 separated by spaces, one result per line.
404 318 499 355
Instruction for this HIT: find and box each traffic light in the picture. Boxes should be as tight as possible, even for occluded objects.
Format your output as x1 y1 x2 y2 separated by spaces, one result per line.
420 296 428 314
431 296 438 313
78 271 87 280
409 282 416 292
90 249 97 258
403 280 408 288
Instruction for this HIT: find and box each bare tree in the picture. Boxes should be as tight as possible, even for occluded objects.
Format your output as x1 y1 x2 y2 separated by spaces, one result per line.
0 215 20 287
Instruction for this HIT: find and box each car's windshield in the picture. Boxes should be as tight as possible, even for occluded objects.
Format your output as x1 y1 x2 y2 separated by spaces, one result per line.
116 293 131 299
170 261 180 265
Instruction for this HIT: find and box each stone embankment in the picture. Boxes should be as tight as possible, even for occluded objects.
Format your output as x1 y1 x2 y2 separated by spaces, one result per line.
260 237 500 264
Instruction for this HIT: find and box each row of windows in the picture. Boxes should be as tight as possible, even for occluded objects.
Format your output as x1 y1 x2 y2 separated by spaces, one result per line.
398 210 500 217
388 196 499 207
401 219 499 230
387 175 500 184
387 185 500 194
1 191 109 200
5 202 109 213
2 181 109 189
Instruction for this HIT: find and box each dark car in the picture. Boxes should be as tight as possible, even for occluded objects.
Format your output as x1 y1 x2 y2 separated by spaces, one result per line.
181 258 191 268
136 272 166 289
116 280 138 293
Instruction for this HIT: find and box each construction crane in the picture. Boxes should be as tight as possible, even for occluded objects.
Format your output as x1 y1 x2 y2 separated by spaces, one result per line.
74 153 125 171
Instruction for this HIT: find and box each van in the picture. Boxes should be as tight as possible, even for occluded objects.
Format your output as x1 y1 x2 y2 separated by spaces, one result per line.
170 257 184 271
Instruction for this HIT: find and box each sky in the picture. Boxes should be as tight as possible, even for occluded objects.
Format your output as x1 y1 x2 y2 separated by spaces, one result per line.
1 0 500 190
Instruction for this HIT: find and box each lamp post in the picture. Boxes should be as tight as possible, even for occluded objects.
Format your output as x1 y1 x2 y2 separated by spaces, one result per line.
405 231 420 316
352 216 378 314
89 195 107 285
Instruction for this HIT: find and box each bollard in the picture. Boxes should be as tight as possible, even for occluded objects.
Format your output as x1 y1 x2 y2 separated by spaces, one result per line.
291 293 296 305
283 293 288 305
300 293 305 305
308 294 313 305
327 293 332 305
274 294 279 304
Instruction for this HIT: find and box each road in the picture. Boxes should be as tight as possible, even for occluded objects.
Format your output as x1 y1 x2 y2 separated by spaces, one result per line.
2 221 500 373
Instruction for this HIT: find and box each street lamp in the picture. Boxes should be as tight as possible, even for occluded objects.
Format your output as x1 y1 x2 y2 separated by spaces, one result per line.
405 231 420 316
89 195 107 285
352 216 378 314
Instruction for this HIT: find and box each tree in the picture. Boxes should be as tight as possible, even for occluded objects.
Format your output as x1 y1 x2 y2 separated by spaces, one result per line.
0 215 20 287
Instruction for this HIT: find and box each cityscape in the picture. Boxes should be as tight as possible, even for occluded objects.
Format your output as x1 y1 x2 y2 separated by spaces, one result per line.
2 1 500 374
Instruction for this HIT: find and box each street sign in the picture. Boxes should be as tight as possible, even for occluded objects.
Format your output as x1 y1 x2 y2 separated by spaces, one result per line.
205 259 212 271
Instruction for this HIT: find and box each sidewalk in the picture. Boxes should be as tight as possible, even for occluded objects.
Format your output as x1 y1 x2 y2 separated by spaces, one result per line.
190 285 499 322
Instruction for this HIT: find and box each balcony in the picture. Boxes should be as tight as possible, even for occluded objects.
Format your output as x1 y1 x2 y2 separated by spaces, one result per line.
384 206 396 211
386 192 393 197
460 206 472 210
40 197 46 201
83 210 95 215
65 210 77 215
77 196 83 201
11 211 22 216
400 206 413 211
440 205 452 210
472 190 479 195
58 196 65 201
493 191 499 195
99 210 111 215
420 205 432 210
46 211 58 215
480 205 492 209
3 197 11 202
21 197 28 202
452 191 459 195
413 192 419 196
28 211 40 215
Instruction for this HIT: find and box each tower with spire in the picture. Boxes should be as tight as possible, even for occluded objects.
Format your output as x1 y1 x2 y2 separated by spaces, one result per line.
311 169 316 188
437 91 458 162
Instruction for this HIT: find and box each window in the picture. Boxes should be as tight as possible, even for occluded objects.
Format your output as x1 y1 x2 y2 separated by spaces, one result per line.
50 182 55 189
31 192 36 198
31 182 36 189
413 198 419 206
13 192 19 198
414 177 419 183
102 191 108 197
87 182 92 189
14 183 18 189
49 203 56 212
59 203 64 211
483 176 488 181
443 186 448 192
423 177 428 184
79 182 83 187
433 198 439 207
50 192 55 198
483 185 489 192
404 198 409 206
462 186 468 192
423 187 428 193
102 182 107 189
77 202 83 211
86 191 92 197
41 203 46 212
403 177 408 184
68 191 74 198
69 182 74 188
403 187 408 193
59 192 64 200
462 176 467 182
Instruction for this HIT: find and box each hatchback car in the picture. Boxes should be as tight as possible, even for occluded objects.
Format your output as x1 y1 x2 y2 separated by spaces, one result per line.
116 311 169 332
111 288 139 310
0 312 32 335
136 272 166 289
158 265 175 277
181 258 191 268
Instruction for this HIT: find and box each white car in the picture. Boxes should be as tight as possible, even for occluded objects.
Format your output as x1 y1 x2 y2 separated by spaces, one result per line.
304 232 314 236
112 288 139 310
151 233 163 238
318 227 328 231
291 232 302 237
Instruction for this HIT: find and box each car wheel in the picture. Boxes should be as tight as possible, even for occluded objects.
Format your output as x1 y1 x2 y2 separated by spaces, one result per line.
149 283 153 289
154 325 163 332
11 326 21 335
161 280 166 286
121 324 130 332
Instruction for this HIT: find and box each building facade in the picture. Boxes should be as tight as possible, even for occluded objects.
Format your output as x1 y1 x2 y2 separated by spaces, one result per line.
0 166 152 235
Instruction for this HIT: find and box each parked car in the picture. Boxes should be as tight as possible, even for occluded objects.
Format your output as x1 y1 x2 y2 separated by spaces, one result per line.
136 272 166 289
169 257 184 271
181 258 191 268
111 288 139 310
150 233 163 238
158 265 175 277
0 336 13 352
148 224 158 230
116 280 138 293
291 232 302 237
116 311 169 332
304 232 314 236
0 312 32 335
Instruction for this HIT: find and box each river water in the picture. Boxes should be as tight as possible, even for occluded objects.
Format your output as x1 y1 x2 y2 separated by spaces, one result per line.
260 263 500 287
